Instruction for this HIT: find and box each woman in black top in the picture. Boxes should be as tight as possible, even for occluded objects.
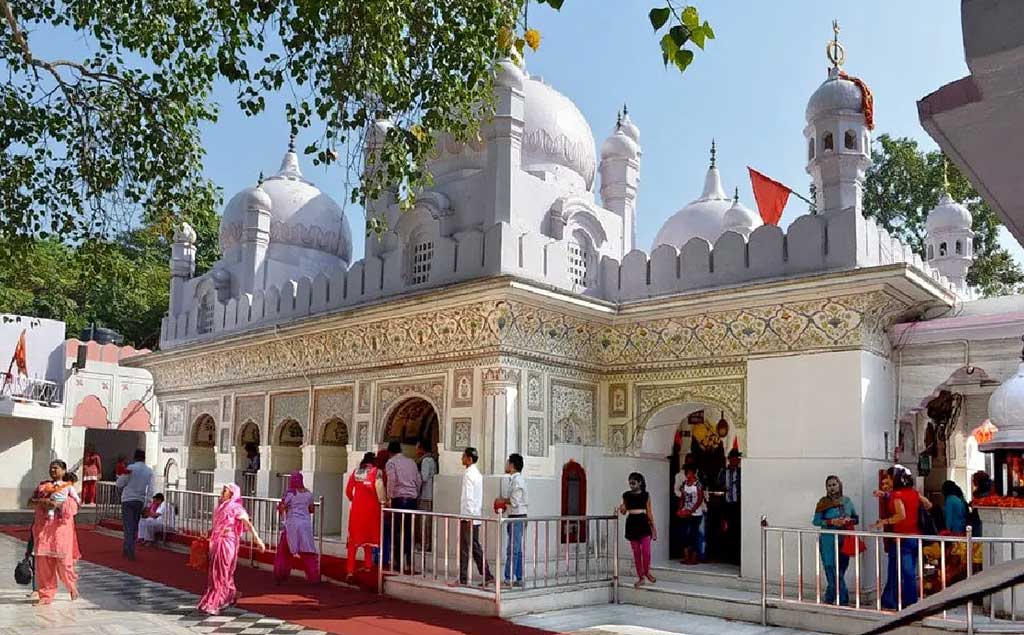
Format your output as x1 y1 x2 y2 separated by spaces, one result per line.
619 472 657 588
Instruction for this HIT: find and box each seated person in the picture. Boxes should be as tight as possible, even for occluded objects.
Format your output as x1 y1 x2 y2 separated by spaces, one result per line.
138 493 174 545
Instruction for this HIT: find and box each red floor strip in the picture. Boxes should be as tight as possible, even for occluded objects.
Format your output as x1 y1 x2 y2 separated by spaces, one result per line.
2 526 553 635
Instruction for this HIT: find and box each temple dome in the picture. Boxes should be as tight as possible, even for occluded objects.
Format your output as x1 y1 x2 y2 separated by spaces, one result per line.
722 191 761 237
219 145 353 265
926 193 972 233
521 76 597 191
600 127 639 161
653 163 732 249
806 67 864 122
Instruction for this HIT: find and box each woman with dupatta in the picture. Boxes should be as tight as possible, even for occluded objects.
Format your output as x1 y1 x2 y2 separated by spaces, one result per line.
344 452 387 582
812 474 859 605
29 460 81 605
273 471 320 584
197 484 265 615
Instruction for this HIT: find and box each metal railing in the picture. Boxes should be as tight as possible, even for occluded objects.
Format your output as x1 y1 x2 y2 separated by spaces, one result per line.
164 488 324 567
0 372 62 404
94 481 122 524
191 470 214 493
378 508 619 608
241 471 257 497
760 518 1024 633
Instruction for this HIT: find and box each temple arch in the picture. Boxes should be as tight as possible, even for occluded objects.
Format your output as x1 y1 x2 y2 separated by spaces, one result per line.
380 396 440 455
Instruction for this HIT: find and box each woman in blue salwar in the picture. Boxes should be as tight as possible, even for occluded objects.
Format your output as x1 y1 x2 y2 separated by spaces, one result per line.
812 475 859 605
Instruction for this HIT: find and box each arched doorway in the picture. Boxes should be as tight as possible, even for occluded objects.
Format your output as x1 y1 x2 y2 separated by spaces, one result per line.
381 397 439 455
642 401 742 567
187 414 216 491
561 460 587 543
316 417 349 473
270 418 304 496
164 458 180 489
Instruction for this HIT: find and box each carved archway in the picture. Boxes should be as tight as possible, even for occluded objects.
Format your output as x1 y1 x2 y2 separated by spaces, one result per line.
635 380 745 454
319 418 349 446
190 414 216 448
164 458 180 488
381 397 439 454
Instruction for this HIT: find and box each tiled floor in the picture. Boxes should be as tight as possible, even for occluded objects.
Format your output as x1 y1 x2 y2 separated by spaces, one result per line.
0 533 324 635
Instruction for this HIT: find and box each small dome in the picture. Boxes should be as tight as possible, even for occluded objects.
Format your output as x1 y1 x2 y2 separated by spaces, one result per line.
600 128 639 161
220 145 353 264
722 191 761 236
926 193 972 233
521 76 597 191
653 163 732 249
173 222 197 244
806 68 864 122
620 109 640 144
986 359 1024 449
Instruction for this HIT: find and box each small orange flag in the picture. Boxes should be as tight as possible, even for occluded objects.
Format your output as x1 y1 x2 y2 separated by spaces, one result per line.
12 330 28 376
748 167 792 226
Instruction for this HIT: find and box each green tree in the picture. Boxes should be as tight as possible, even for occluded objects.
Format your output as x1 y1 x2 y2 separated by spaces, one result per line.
1 0 711 243
863 134 1024 297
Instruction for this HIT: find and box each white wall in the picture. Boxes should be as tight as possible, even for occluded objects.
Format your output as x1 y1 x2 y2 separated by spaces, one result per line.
0 417 53 508
0 315 66 384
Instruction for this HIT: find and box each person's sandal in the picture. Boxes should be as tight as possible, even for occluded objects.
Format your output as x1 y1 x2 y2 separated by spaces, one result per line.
646 574 657 583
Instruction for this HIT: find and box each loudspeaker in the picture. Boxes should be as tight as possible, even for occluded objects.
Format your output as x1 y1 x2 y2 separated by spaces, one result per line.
75 345 87 370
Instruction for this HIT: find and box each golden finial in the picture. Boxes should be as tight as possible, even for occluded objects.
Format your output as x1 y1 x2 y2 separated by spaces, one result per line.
826 19 846 69
942 157 950 192
710 138 717 169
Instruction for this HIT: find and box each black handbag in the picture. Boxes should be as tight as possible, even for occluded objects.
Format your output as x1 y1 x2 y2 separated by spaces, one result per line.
917 502 938 536
14 557 33 585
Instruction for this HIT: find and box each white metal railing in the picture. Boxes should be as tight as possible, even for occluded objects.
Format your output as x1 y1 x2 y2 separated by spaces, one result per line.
0 372 62 404
760 517 1024 634
191 470 214 493
378 508 619 607
164 488 324 567
241 472 257 497
94 481 122 524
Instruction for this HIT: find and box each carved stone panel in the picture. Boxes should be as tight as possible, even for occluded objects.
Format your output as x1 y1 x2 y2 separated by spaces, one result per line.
162 401 186 439
235 394 266 440
452 417 472 450
358 382 371 414
189 400 219 428
527 372 543 411
608 383 628 417
527 417 546 457
550 380 597 445
452 369 474 407
376 376 446 429
356 422 369 451
270 391 310 438
221 396 232 423
313 387 353 443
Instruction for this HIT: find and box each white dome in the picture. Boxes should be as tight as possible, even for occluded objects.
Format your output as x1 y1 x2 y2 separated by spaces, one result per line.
653 165 731 249
926 193 972 233
985 359 1024 449
220 147 353 264
620 111 640 144
521 76 597 190
722 193 761 236
806 68 864 122
600 127 639 161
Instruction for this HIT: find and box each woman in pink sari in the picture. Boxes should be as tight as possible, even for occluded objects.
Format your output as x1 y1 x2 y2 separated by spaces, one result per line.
29 460 81 605
273 471 319 584
197 484 265 615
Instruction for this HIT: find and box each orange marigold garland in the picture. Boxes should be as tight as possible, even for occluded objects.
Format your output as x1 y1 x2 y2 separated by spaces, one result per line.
838 70 875 130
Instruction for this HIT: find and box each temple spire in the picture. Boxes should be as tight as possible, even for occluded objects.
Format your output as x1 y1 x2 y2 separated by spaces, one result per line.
827 19 846 69
709 138 717 169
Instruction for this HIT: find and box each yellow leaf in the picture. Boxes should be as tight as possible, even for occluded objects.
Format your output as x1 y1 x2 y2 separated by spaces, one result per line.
497 26 513 51
524 28 541 51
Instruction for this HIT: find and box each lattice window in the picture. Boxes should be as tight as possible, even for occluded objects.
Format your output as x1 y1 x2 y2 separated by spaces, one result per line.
568 239 590 288
409 240 433 285
197 294 214 334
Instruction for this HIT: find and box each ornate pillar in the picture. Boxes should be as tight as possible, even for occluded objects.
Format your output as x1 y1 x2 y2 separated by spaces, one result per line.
482 368 521 475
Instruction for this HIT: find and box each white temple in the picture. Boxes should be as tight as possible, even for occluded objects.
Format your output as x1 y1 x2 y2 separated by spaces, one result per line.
128 25 1024 593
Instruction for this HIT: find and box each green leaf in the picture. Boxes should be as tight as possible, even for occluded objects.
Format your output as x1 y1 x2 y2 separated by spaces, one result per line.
682 6 700 29
703 20 716 40
669 24 690 47
660 33 678 60
673 48 695 72
690 25 705 50
649 7 671 31
546 0 565 9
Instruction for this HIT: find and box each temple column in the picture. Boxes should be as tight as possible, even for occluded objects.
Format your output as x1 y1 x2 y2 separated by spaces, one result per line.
481 368 521 475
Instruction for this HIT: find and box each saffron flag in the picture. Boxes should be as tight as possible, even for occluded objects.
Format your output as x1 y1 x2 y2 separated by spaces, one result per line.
748 167 792 226
12 330 28 376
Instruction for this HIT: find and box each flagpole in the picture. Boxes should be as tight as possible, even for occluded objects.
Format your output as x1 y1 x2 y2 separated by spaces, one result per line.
788 190 814 206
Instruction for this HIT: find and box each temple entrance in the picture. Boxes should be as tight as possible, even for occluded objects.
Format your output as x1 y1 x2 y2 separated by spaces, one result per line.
561 460 587 543
186 414 216 492
642 401 742 569
381 397 439 455
236 419 261 495
83 428 145 480
316 417 349 473
270 418 304 497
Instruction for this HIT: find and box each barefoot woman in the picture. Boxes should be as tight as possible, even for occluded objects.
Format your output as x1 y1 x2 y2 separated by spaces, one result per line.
198 484 265 614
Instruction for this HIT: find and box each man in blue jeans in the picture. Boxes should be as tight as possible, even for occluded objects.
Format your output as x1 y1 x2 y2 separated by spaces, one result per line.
496 453 528 587
116 448 153 560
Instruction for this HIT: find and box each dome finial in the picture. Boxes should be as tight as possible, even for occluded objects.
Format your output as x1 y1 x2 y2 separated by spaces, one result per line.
827 19 846 69
288 133 296 153
623 103 629 116
257 171 264 187
734 186 739 203
616 110 622 130
709 138 717 169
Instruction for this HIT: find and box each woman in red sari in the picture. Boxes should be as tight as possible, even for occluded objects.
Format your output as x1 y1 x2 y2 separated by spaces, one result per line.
29 460 81 605
197 484 265 615
345 452 386 581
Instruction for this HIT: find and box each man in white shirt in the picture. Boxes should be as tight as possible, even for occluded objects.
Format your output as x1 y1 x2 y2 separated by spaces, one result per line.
496 453 527 587
455 447 492 585
115 449 154 560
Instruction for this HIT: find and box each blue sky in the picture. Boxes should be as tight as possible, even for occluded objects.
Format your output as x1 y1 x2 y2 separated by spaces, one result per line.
192 0 1022 264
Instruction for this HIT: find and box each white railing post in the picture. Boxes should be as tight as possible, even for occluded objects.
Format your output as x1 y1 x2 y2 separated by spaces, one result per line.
760 515 768 626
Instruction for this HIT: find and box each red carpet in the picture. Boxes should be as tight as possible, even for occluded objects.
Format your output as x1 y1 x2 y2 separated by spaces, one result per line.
2 525 553 635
